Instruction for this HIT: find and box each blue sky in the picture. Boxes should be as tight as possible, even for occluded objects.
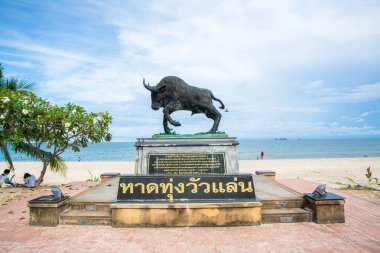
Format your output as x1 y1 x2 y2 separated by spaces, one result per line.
1 0 379 141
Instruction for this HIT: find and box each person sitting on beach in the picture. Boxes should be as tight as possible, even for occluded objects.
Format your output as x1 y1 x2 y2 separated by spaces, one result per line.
0 169 15 188
23 173 36 188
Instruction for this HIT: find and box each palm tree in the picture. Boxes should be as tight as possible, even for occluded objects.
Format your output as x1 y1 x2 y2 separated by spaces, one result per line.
0 63 37 170
0 67 37 93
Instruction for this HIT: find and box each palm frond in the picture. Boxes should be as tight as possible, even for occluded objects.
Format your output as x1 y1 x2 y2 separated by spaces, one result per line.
0 142 14 171
49 155 67 176
13 142 67 182
0 63 3 79
13 142 66 175
1 77 37 92
13 142 47 161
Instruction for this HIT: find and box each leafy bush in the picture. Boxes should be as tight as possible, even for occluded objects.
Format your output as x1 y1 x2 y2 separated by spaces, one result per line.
334 167 380 190
86 170 100 182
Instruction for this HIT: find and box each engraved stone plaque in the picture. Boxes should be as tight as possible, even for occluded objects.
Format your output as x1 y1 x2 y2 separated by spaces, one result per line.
148 153 225 175
275 202 288 209
135 137 239 175
280 216 293 223
85 204 97 211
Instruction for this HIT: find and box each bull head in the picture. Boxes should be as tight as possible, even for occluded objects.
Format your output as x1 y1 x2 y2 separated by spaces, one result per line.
143 78 166 93
143 78 157 92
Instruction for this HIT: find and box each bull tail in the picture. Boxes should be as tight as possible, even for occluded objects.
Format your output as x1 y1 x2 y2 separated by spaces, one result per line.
210 92 225 109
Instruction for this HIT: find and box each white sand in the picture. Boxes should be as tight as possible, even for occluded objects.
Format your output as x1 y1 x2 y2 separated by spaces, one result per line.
239 157 380 187
1 157 379 188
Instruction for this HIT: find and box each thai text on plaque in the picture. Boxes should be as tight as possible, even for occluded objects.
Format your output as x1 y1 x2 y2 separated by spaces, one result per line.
148 153 225 174
117 174 257 203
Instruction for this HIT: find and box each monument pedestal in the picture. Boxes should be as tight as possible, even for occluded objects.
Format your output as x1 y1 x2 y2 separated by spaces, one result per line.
111 202 261 227
100 172 121 182
255 170 276 181
28 196 70 226
304 193 345 224
135 137 239 175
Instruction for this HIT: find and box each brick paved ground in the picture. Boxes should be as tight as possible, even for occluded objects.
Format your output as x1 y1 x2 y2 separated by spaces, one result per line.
0 179 379 253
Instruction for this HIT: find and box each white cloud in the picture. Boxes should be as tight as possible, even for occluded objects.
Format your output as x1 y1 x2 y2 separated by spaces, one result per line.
353 118 364 123
317 82 380 104
42 63 142 104
268 121 379 136
267 106 327 114
361 109 380 117
1 0 380 139
0 39 98 63
106 0 380 84
304 80 324 92
342 108 380 124
0 59 35 69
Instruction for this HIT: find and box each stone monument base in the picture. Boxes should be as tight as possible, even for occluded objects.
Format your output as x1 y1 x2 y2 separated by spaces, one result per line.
28 175 346 227
111 201 262 227
135 137 239 175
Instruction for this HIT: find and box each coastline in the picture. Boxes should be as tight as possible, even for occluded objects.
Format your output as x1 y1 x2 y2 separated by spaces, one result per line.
6 139 380 162
1 157 379 187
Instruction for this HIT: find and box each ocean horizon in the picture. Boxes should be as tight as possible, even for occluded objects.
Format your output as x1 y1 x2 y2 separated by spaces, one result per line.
3 138 380 162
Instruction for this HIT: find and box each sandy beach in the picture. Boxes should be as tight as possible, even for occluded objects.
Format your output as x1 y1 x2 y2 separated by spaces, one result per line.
1 157 379 188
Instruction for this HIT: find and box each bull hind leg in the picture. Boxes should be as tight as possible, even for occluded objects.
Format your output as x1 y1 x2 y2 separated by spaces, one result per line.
206 106 222 133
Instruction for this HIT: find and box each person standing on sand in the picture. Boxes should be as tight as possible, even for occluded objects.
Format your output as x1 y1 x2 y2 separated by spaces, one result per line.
261 151 264 160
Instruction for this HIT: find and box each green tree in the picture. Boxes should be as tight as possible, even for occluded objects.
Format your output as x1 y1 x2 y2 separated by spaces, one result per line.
1 90 112 186
0 63 37 170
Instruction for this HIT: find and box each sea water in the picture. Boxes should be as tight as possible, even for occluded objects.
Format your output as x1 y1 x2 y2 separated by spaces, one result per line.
3 139 380 162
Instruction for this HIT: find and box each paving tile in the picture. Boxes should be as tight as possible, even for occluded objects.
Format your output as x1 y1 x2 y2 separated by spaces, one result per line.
1 180 380 252
353 241 380 253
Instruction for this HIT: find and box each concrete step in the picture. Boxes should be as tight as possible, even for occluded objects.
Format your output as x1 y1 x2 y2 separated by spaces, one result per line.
261 198 304 210
261 208 311 224
68 202 111 212
59 210 111 226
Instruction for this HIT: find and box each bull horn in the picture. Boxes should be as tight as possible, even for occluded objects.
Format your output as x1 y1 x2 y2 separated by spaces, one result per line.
143 78 157 92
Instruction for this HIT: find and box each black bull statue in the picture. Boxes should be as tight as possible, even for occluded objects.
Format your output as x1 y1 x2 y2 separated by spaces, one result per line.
143 76 225 134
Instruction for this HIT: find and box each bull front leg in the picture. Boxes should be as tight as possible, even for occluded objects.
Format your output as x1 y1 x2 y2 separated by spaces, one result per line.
163 101 181 130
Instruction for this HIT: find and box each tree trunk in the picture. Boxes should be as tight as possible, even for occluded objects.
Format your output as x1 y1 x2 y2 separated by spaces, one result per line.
0 142 14 171
35 161 49 187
